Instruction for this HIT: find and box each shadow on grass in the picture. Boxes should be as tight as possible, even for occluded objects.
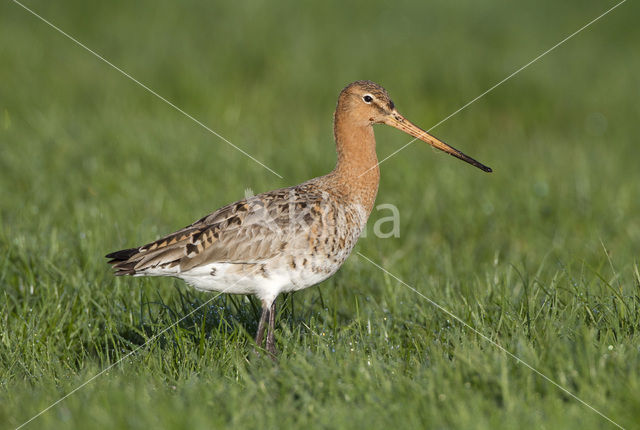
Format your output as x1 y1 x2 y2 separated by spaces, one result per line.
84 285 344 370
85 286 261 367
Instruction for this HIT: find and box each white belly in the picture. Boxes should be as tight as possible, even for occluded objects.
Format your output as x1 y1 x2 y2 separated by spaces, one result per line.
137 257 339 306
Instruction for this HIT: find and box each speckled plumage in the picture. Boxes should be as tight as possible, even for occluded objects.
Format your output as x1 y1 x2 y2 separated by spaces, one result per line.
108 177 369 304
107 80 491 356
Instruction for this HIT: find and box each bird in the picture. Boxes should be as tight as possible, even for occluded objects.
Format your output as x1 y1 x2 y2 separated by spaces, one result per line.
106 80 492 357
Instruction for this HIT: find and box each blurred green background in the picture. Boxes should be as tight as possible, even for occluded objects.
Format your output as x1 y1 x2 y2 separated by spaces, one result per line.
1 0 639 429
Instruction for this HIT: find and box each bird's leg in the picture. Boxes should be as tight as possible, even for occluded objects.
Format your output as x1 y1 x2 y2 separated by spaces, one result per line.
254 300 270 348
266 300 277 358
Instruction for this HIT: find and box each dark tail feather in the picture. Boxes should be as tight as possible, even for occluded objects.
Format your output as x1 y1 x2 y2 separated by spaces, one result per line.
106 247 139 260
106 247 140 276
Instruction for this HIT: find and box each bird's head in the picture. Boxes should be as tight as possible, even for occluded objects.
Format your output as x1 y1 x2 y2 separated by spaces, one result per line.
336 80 492 173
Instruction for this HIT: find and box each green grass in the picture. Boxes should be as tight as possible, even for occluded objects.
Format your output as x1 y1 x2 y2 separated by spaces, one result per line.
1 0 640 428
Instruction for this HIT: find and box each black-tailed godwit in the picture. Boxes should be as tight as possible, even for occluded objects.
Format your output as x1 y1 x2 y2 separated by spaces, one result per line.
106 80 491 356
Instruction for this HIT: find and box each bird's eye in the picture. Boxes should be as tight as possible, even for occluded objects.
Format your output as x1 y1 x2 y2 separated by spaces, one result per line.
362 95 373 103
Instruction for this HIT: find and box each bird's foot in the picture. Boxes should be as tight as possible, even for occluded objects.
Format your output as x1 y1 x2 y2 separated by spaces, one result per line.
265 339 278 361
251 344 278 361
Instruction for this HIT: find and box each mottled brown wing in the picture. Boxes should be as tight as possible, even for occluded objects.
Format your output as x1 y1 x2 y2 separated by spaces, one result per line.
106 185 325 275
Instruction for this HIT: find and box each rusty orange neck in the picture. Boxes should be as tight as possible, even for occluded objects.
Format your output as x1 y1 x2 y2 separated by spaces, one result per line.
329 112 380 215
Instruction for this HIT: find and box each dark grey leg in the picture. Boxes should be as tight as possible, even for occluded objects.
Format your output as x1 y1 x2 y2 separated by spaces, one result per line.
254 301 270 347
266 300 277 358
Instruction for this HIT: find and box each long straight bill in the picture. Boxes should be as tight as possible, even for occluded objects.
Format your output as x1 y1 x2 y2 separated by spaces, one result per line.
386 113 492 173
